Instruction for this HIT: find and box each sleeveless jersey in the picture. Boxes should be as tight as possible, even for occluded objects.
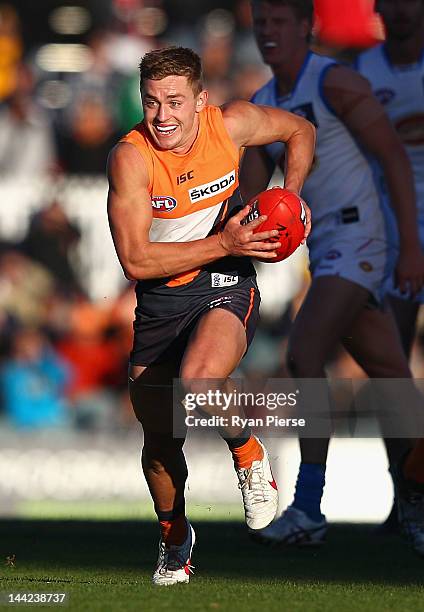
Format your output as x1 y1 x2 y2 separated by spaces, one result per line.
251 52 386 247
356 44 424 218
120 105 255 300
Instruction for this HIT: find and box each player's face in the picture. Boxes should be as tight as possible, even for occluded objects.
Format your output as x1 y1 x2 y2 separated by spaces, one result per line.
252 2 310 67
377 0 424 41
142 75 208 153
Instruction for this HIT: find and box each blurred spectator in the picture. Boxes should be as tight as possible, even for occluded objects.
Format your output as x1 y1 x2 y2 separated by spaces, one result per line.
107 1 159 75
231 63 270 100
106 2 166 132
56 296 128 430
56 93 120 174
0 327 70 429
0 62 56 176
0 307 18 365
107 282 136 356
201 32 233 81
20 200 83 295
233 0 268 68
50 28 129 173
0 3 23 102
0 248 55 327
68 30 124 107
117 71 143 133
205 79 233 106
200 9 235 105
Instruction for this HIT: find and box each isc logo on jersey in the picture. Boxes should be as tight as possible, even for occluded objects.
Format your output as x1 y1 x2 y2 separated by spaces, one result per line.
189 170 236 203
151 196 177 212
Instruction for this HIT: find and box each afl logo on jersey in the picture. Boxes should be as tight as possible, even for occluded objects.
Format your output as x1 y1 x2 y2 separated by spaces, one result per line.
151 196 177 212
395 114 424 145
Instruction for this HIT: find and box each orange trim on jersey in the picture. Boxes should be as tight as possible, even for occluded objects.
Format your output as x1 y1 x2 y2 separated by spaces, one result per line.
166 268 201 287
243 287 255 328
219 201 229 223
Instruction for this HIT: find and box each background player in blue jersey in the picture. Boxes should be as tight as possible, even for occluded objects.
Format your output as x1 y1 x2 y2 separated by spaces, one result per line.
356 0 424 542
240 0 424 550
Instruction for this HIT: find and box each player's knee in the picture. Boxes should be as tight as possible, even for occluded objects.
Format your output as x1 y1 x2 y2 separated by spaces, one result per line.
143 453 167 476
180 362 220 387
144 454 187 480
142 432 187 479
143 432 185 463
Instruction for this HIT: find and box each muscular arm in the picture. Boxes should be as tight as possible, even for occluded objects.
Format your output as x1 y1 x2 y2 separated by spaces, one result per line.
324 65 424 292
239 145 276 203
107 142 281 280
223 100 316 194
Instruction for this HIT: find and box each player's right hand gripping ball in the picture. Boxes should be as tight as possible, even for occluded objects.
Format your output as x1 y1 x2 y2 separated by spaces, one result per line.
247 187 307 263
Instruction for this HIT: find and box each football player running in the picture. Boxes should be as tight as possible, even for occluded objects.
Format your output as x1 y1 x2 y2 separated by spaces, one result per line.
107 46 315 585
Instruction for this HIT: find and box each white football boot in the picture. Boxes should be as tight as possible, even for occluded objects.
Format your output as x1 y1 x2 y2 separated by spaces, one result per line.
235 438 278 530
254 505 327 546
152 522 195 586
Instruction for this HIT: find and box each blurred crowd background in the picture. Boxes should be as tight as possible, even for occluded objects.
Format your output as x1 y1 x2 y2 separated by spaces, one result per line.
0 0 422 436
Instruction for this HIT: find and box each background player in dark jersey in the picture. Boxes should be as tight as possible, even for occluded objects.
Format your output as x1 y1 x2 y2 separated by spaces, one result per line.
107 46 315 585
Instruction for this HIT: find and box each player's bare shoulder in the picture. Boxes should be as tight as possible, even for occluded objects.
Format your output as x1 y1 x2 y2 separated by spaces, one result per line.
107 141 149 194
221 99 262 146
221 98 253 118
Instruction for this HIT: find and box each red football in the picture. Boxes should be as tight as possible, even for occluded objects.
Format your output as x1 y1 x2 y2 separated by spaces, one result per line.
245 187 307 263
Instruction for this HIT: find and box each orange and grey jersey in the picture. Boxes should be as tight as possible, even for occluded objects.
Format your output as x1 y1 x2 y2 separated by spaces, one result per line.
120 104 256 306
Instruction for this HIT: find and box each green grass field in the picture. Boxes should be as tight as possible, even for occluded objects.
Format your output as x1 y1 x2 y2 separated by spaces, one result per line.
0 509 423 611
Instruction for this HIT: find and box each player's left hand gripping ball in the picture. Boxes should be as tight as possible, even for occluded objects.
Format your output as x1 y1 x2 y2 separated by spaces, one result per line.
246 187 310 262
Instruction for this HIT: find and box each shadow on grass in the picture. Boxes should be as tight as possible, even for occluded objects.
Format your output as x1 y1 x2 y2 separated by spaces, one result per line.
0 519 422 586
